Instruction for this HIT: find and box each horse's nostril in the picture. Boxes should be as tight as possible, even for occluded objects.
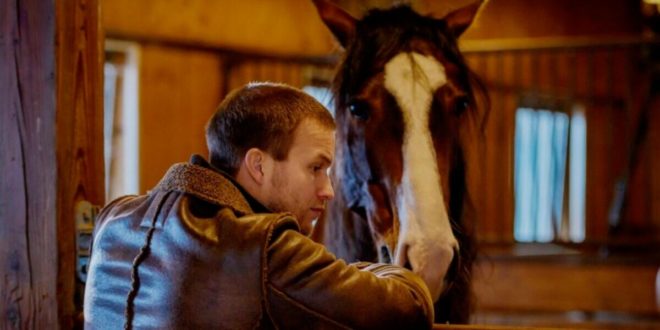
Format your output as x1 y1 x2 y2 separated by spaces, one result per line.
403 260 412 270
380 246 392 264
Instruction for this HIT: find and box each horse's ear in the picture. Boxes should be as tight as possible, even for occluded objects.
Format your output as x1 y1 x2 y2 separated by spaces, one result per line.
443 0 484 37
312 0 356 47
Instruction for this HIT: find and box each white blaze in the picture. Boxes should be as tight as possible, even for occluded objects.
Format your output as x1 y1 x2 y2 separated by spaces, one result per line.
383 52 458 301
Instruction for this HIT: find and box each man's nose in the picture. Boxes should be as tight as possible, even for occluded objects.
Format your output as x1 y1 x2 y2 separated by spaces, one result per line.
318 177 334 201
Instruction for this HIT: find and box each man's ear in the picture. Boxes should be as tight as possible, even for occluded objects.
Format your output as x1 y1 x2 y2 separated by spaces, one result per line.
243 148 267 185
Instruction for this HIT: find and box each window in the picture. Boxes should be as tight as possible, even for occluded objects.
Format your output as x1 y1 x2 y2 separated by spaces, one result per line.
303 85 335 116
514 105 586 243
104 40 140 201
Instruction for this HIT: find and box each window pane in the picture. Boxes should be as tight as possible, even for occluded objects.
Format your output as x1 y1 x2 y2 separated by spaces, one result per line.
569 106 587 242
514 107 574 243
514 108 536 242
303 86 334 116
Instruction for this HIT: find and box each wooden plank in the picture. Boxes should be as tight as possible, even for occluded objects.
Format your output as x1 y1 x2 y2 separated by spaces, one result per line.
101 0 337 57
0 0 103 327
473 258 659 314
475 53 500 242
468 50 517 243
458 0 641 40
499 87 516 242
1 0 58 328
472 310 660 329
434 325 559 330
585 104 612 240
619 67 658 234
651 87 660 229
55 0 105 327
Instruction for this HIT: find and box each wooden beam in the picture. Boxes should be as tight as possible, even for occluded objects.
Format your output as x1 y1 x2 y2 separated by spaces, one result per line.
1 0 103 327
473 258 659 314
1 0 58 327
55 0 105 327
101 0 338 56
433 324 557 330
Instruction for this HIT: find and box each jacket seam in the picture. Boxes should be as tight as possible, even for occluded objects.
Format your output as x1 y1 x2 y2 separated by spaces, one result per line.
124 190 170 329
257 214 280 330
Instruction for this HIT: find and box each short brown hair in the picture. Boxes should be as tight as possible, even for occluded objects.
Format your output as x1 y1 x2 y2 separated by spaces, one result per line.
206 82 335 175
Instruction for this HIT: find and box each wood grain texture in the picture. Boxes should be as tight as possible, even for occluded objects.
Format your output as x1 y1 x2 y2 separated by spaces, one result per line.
460 0 641 40
101 0 337 57
433 325 559 330
56 0 104 327
473 258 659 314
1 0 103 328
1 0 58 328
650 94 660 230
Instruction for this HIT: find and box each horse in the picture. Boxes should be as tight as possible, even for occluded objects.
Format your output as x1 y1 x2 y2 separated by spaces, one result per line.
310 0 489 323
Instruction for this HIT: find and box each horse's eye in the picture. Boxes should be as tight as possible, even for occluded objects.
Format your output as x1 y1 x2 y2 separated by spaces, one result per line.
454 97 470 116
348 101 371 120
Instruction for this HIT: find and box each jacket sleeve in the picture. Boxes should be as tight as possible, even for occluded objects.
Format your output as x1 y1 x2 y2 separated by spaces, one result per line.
264 221 434 330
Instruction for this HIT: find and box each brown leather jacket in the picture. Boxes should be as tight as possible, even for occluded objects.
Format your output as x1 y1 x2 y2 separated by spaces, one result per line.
84 156 434 329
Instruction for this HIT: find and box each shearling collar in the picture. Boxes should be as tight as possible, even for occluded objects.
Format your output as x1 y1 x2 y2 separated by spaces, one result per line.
154 156 254 216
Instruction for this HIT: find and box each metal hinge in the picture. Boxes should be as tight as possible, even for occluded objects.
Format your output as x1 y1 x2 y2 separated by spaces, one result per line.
75 200 100 283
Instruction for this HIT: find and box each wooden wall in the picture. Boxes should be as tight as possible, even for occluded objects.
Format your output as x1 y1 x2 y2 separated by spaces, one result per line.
463 45 660 243
1 0 104 328
138 44 223 191
473 258 658 315
462 0 642 39
101 0 337 56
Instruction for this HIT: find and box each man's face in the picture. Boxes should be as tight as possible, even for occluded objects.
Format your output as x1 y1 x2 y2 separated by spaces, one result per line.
263 119 335 235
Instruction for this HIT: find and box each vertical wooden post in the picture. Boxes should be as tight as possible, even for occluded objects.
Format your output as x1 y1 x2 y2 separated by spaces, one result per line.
56 0 104 327
1 0 103 328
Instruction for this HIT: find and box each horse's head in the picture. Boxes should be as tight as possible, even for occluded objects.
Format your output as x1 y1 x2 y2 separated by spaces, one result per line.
313 0 486 304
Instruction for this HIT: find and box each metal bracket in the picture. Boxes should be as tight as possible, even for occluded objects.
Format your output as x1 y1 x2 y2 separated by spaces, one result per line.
75 200 100 283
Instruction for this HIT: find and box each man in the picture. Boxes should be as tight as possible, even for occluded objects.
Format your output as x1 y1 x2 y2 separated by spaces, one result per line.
84 82 434 329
